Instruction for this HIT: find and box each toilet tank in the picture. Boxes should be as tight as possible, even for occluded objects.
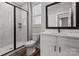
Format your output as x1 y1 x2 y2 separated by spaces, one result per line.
32 33 39 41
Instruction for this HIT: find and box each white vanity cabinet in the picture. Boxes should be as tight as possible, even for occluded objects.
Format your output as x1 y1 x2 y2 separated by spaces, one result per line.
40 33 79 56
40 34 57 56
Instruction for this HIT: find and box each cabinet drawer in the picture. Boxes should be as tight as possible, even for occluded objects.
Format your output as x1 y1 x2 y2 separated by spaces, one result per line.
58 37 79 48
40 34 56 43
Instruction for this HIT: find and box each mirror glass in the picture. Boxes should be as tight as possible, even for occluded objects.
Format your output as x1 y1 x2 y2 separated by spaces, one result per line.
46 2 76 28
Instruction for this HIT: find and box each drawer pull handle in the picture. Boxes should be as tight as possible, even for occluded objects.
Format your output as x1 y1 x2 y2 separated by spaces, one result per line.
59 47 61 53
54 46 56 52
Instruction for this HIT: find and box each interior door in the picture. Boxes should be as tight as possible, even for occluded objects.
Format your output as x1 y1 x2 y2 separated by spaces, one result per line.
16 8 27 48
0 3 14 55
40 34 57 56
58 37 79 56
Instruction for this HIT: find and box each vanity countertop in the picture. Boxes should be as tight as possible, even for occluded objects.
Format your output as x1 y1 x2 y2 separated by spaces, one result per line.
40 32 79 39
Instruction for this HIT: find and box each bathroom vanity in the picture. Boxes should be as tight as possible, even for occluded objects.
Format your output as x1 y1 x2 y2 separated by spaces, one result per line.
40 2 79 56
40 32 79 56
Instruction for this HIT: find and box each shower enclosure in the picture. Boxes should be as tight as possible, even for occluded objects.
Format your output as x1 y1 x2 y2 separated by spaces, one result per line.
0 2 28 55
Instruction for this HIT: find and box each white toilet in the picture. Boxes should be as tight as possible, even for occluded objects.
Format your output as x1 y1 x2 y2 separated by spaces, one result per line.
25 33 39 55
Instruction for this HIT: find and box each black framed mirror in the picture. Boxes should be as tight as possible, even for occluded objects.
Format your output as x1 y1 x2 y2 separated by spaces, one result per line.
46 2 79 29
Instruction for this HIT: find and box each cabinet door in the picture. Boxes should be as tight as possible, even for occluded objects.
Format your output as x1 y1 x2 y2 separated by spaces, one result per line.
58 37 79 56
40 34 57 56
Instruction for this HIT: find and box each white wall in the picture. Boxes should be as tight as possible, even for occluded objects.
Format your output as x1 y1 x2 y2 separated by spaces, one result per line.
27 2 32 40
41 2 79 34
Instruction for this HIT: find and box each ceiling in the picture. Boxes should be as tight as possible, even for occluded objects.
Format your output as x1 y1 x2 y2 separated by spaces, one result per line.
11 2 27 6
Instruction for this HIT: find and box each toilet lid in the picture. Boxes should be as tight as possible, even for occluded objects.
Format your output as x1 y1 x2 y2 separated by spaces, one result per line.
25 40 36 47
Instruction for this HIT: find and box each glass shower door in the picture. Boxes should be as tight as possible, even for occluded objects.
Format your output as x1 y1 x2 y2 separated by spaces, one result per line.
16 8 27 48
0 3 14 55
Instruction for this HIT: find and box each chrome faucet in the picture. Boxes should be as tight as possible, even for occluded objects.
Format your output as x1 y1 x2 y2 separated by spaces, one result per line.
58 28 60 33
